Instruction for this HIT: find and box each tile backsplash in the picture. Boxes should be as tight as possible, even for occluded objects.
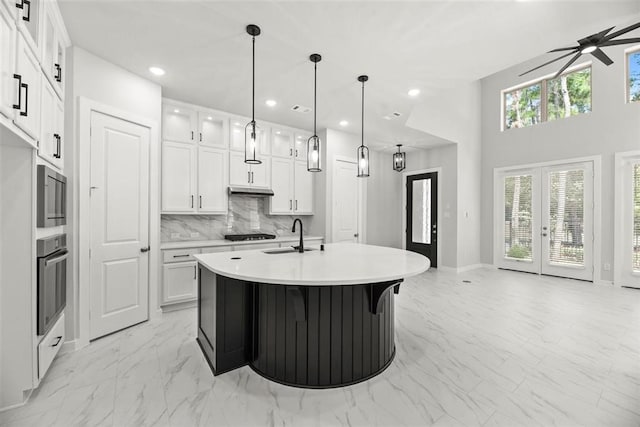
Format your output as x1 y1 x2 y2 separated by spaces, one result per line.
161 196 312 241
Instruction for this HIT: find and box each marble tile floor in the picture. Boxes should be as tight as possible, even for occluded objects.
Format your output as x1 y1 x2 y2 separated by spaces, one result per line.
2 267 640 427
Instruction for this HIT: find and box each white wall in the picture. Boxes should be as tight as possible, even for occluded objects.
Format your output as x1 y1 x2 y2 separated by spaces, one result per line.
480 43 640 282
65 47 162 343
366 149 402 248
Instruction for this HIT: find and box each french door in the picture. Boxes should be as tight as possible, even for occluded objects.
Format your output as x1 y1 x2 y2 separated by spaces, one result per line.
495 161 593 281
406 172 438 266
615 154 640 288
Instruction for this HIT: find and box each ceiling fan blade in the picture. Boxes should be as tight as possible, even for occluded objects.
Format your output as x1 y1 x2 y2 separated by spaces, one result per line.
519 51 578 77
549 46 579 53
600 37 640 47
578 26 615 45
552 52 582 79
602 22 640 41
591 48 614 66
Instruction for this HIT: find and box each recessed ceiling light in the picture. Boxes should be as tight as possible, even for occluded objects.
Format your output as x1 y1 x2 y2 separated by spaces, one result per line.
339 120 349 127
149 66 165 76
265 99 277 107
207 116 213 120
383 115 392 120
408 88 420 97
173 109 180 113
234 122 241 126
275 131 281 135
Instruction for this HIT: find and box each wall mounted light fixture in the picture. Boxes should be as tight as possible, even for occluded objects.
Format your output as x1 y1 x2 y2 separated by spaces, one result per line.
245 24 261 165
357 75 369 178
393 144 406 172
307 54 322 172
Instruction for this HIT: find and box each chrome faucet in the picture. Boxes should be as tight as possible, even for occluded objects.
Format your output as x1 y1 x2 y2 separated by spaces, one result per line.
292 218 304 253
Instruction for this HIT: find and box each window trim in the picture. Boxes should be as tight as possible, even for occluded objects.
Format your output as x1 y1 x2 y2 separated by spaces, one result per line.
501 62 592 131
625 45 640 104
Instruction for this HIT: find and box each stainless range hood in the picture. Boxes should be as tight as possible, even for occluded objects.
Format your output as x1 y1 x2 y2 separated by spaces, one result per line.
228 186 275 197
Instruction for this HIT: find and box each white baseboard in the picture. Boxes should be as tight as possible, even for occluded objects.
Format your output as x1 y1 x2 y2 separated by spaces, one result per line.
437 264 490 274
456 263 485 273
161 300 197 313
59 339 79 355
595 279 614 287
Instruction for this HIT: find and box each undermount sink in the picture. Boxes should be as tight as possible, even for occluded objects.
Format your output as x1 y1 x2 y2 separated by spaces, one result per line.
262 247 317 254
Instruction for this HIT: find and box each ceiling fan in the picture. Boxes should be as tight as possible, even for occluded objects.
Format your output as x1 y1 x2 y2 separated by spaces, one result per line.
519 22 640 78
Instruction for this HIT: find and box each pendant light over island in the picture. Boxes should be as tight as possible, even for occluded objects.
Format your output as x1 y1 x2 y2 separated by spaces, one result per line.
393 144 406 172
357 75 370 178
307 54 322 172
244 24 261 165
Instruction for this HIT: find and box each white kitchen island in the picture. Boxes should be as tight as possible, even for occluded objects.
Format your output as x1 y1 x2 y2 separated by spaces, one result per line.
195 243 430 388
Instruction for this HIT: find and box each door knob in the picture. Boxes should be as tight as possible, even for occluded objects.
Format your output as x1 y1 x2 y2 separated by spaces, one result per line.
354 233 359 238
140 246 150 253
541 233 547 237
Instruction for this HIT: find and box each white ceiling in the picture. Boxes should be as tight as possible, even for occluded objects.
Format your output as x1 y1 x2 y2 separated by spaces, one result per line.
58 0 640 150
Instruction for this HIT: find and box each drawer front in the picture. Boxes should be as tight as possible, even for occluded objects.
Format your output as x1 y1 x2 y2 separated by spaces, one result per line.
163 248 200 263
234 242 280 251
38 312 65 380
200 246 233 254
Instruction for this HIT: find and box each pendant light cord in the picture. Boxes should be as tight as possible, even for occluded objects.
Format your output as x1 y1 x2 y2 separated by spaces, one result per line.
313 62 317 135
252 36 255 123
361 80 365 148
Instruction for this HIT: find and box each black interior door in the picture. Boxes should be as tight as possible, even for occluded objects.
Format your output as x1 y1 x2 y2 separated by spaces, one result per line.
406 172 438 267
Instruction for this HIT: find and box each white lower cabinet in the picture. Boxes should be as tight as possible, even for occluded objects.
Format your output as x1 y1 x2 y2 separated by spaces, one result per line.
162 261 198 305
38 312 65 380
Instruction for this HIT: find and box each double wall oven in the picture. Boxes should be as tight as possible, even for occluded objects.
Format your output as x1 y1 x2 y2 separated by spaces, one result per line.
37 164 67 227
36 234 67 335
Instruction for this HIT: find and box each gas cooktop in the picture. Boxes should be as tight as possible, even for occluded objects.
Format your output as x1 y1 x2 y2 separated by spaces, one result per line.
224 233 277 242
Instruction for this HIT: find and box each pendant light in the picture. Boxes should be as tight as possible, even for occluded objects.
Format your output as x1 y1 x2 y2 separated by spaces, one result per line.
245 24 261 165
357 75 370 178
307 54 322 172
393 144 406 172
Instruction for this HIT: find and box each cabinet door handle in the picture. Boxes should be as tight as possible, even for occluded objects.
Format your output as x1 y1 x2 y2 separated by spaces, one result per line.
19 82 28 117
21 0 30 21
15 0 24 9
53 134 61 158
247 171 251 183
191 195 194 208
295 200 298 211
193 265 197 280
199 195 202 208
55 64 62 83
289 200 292 210
191 131 194 140
290 148 292 156
199 132 202 142
251 172 254 184
140 246 151 253
12 74 22 111
173 254 189 258
50 336 62 347
295 149 298 158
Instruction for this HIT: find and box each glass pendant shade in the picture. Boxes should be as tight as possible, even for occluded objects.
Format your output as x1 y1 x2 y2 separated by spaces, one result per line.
393 144 406 172
245 24 261 165
244 120 260 164
307 135 321 172
357 144 369 177
308 53 322 172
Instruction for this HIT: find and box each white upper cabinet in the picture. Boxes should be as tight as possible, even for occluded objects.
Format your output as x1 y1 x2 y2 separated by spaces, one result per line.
229 151 270 188
163 104 197 144
14 32 40 140
294 161 313 214
41 2 65 98
162 141 197 213
38 76 63 168
198 147 227 214
198 112 228 148
294 132 311 162
229 118 270 156
14 0 40 56
0 4 16 119
270 157 294 214
271 127 294 158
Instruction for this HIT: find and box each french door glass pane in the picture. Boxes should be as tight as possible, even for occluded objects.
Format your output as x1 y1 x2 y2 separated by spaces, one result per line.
633 164 640 271
548 169 584 266
504 175 533 260
412 179 431 244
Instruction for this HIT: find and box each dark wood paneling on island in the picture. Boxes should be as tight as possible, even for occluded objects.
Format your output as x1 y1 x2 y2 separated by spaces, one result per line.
197 265 401 388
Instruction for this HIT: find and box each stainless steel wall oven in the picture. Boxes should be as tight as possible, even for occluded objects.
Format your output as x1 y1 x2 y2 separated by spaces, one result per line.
37 165 67 227
37 234 67 335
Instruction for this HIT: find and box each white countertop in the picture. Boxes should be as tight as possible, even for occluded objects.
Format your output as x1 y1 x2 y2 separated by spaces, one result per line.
194 242 430 286
160 235 324 250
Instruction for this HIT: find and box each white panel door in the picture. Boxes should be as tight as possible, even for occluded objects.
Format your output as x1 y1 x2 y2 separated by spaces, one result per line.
14 33 40 140
198 146 227 213
0 4 15 119
294 161 313 214
162 141 196 212
89 112 150 339
618 156 640 288
333 159 359 242
162 262 197 305
163 104 196 143
229 150 250 186
541 162 593 281
270 157 293 214
198 112 228 148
